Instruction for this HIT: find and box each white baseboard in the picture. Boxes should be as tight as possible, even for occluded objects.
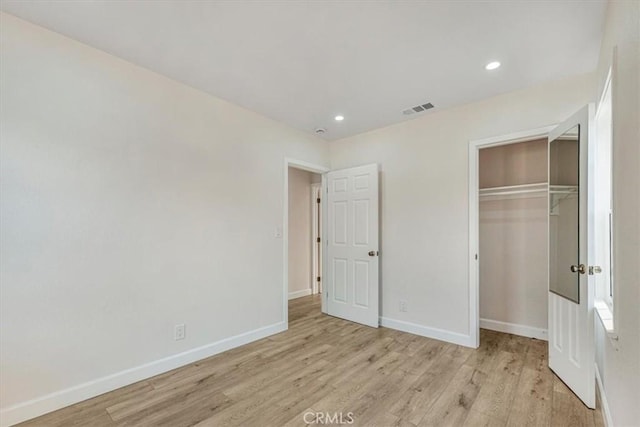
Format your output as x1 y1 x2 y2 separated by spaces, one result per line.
595 363 613 427
480 318 548 341
0 321 287 427
288 288 312 300
379 317 474 348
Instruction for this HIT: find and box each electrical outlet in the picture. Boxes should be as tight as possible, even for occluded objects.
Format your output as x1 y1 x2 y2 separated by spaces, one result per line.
174 324 186 341
399 300 408 312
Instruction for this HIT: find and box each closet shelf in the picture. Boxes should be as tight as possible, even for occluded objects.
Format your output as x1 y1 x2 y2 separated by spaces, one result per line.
479 182 547 200
549 184 578 214
549 184 578 195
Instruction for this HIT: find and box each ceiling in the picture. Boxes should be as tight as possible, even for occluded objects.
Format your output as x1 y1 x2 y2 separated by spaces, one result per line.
1 1 607 141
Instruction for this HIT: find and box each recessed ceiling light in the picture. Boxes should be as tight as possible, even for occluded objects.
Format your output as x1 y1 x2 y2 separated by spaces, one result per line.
334 115 344 121
485 61 501 70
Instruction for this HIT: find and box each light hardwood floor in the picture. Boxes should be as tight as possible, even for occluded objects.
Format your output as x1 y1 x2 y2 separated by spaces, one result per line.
19 295 603 426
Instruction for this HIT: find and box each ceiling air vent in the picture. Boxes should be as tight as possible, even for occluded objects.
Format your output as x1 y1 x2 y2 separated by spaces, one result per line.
402 102 434 116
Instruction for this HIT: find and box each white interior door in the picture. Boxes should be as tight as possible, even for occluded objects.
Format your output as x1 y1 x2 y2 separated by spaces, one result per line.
547 105 595 408
325 164 379 327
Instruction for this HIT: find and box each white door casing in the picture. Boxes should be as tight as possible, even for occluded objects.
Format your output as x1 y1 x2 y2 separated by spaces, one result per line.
326 164 379 328
468 125 556 349
547 104 595 409
283 158 330 324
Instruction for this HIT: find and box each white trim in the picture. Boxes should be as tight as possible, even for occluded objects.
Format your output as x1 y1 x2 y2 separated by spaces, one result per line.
595 302 619 353
288 289 312 300
470 125 556 148
0 321 286 427
380 317 474 348
594 61 616 329
595 363 613 427
468 125 555 349
480 318 548 341
284 158 330 326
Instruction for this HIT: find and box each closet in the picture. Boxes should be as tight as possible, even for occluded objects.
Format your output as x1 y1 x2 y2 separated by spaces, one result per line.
478 139 549 339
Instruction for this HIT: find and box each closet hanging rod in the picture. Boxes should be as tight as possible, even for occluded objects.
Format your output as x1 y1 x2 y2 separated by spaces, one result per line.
479 182 548 197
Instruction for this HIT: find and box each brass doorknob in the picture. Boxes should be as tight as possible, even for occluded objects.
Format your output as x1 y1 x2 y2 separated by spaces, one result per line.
570 264 586 274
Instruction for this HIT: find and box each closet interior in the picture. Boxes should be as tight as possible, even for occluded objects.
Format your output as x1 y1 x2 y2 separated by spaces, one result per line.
478 139 549 340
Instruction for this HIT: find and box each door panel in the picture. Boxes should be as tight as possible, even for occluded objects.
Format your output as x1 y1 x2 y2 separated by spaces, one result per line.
333 258 348 302
354 261 370 307
333 201 348 245
548 105 595 408
326 164 379 327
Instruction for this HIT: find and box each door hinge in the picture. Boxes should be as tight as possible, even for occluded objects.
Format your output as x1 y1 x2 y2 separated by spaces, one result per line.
475 254 478 260
317 237 321 243
317 198 321 204
317 276 321 282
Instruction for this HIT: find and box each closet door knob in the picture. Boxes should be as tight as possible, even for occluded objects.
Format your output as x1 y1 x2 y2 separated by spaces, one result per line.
368 251 377 257
570 264 586 274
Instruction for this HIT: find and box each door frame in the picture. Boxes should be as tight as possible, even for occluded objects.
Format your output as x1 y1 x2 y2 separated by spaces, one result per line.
468 125 556 348
311 183 322 295
284 158 329 325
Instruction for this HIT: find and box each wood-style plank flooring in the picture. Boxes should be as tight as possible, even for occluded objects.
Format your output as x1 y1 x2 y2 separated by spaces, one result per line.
19 295 603 426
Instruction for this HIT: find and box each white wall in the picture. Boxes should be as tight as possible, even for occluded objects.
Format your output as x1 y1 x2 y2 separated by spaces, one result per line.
330 73 595 344
479 197 548 335
479 140 548 187
593 1 640 425
288 167 317 299
3 3 637 426
0 13 329 425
